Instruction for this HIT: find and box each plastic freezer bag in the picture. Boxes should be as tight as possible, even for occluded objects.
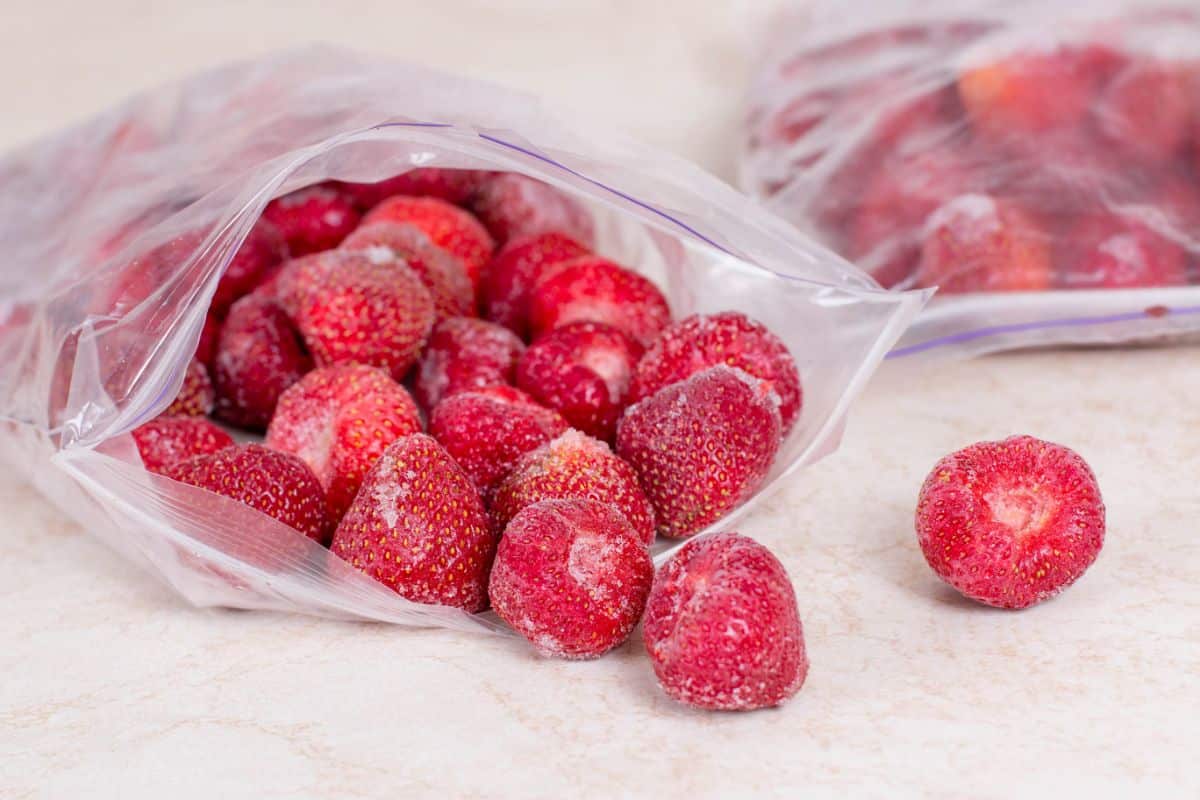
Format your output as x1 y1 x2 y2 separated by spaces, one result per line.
0 47 924 633
742 1 1200 359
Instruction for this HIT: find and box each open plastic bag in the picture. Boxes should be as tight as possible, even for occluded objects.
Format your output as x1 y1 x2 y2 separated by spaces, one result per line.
0 47 924 632
742 1 1200 359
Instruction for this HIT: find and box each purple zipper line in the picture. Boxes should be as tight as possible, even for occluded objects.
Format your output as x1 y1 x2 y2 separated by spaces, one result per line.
887 303 1200 359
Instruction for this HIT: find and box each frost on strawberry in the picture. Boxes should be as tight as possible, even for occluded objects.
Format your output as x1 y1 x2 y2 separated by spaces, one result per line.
262 183 361 256
340 221 474 320
133 416 233 475
363 196 495 291
413 317 525 412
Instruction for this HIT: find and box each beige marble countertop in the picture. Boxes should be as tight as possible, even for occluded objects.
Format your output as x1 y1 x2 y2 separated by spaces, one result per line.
2 3 1198 798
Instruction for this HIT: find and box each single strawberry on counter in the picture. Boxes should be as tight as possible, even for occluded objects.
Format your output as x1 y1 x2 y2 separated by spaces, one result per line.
915 435 1105 609
481 232 589 337
133 416 233 475
363 196 495 291
265 364 423 522
489 498 653 659
262 183 361 256
330 433 495 612
470 173 594 246
516 321 642 443
617 365 782 538
643 532 808 711
340 221 474 320
527 256 671 348
412 317 525 412
164 358 215 417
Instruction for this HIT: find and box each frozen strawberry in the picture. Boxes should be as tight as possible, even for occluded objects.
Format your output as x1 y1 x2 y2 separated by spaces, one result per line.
1059 213 1188 289
958 44 1122 142
917 194 1052 293
262 184 361 256
132 416 233 475
276 250 434 380
1096 59 1192 163
195 312 220 369
363 196 494 290
630 312 801 436
915 435 1106 609
429 386 568 496
171 443 330 544
210 219 289 317
412 317 524 412
470 173 594 246
213 294 312 430
164 358 215 417
330 433 494 611
491 430 656 545
616 366 781 538
643 532 808 711
338 168 487 208
516 321 642 443
340 221 474 320
488 499 653 659
266 365 423 522
527 256 671 347
481 232 589 337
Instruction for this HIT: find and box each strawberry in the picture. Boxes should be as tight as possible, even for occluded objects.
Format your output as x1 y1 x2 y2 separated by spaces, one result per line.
164 358 215 417
469 173 594 246
491 430 656 545
265 364 423 522
481 232 589 337
132 416 233 475
337 168 488 208
412 317 525 412
330 433 495 612
340 221 474 320
630 312 802 436
262 184 361 256
916 194 1053 293
1096 59 1193 164
643 532 808 711
210 218 289 317
616 366 781 538
276 250 434 380
363 196 495 291
516 321 642 443
195 312 220 369
915 435 1106 609
488 498 653 659
170 443 330 544
429 386 568 497
527 256 671 347
213 293 313 430
1059 213 1188 289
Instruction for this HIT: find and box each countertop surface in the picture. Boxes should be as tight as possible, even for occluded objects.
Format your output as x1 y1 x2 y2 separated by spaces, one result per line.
2 3 1198 798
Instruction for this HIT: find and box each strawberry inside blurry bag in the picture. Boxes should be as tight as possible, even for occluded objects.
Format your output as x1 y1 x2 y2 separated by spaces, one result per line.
742 2 1200 358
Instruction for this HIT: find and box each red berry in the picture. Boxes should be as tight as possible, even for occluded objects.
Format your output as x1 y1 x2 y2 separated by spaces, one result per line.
429 387 568 497
210 219 289 317
265 365 423 522
1059 213 1187 289
617 366 781 538
338 168 487 208
1096 59 1193 163
527 256 671 347
213 294 313 430
516 321 642 443
330 433 495 612
276 250 434 380
195 312 220 369
470 173 594 246
132 416 233 475
630 312 802 436
915 435 1105 609
340 222 474 320
643 532 808 711
363 196 494 291
481 232 589 337
262 184 361 256
917 194 1053 293
171 444 330 544
489 499 653 659
412 317 524 412
164 358 215 417
492 430 656 545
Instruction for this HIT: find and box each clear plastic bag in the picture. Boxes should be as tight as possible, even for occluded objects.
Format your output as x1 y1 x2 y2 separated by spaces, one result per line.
742 0 1200 359
0 46 924 632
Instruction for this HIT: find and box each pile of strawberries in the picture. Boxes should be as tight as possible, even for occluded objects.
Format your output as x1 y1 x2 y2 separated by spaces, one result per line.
747 15 1200 293
129 167 809 711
